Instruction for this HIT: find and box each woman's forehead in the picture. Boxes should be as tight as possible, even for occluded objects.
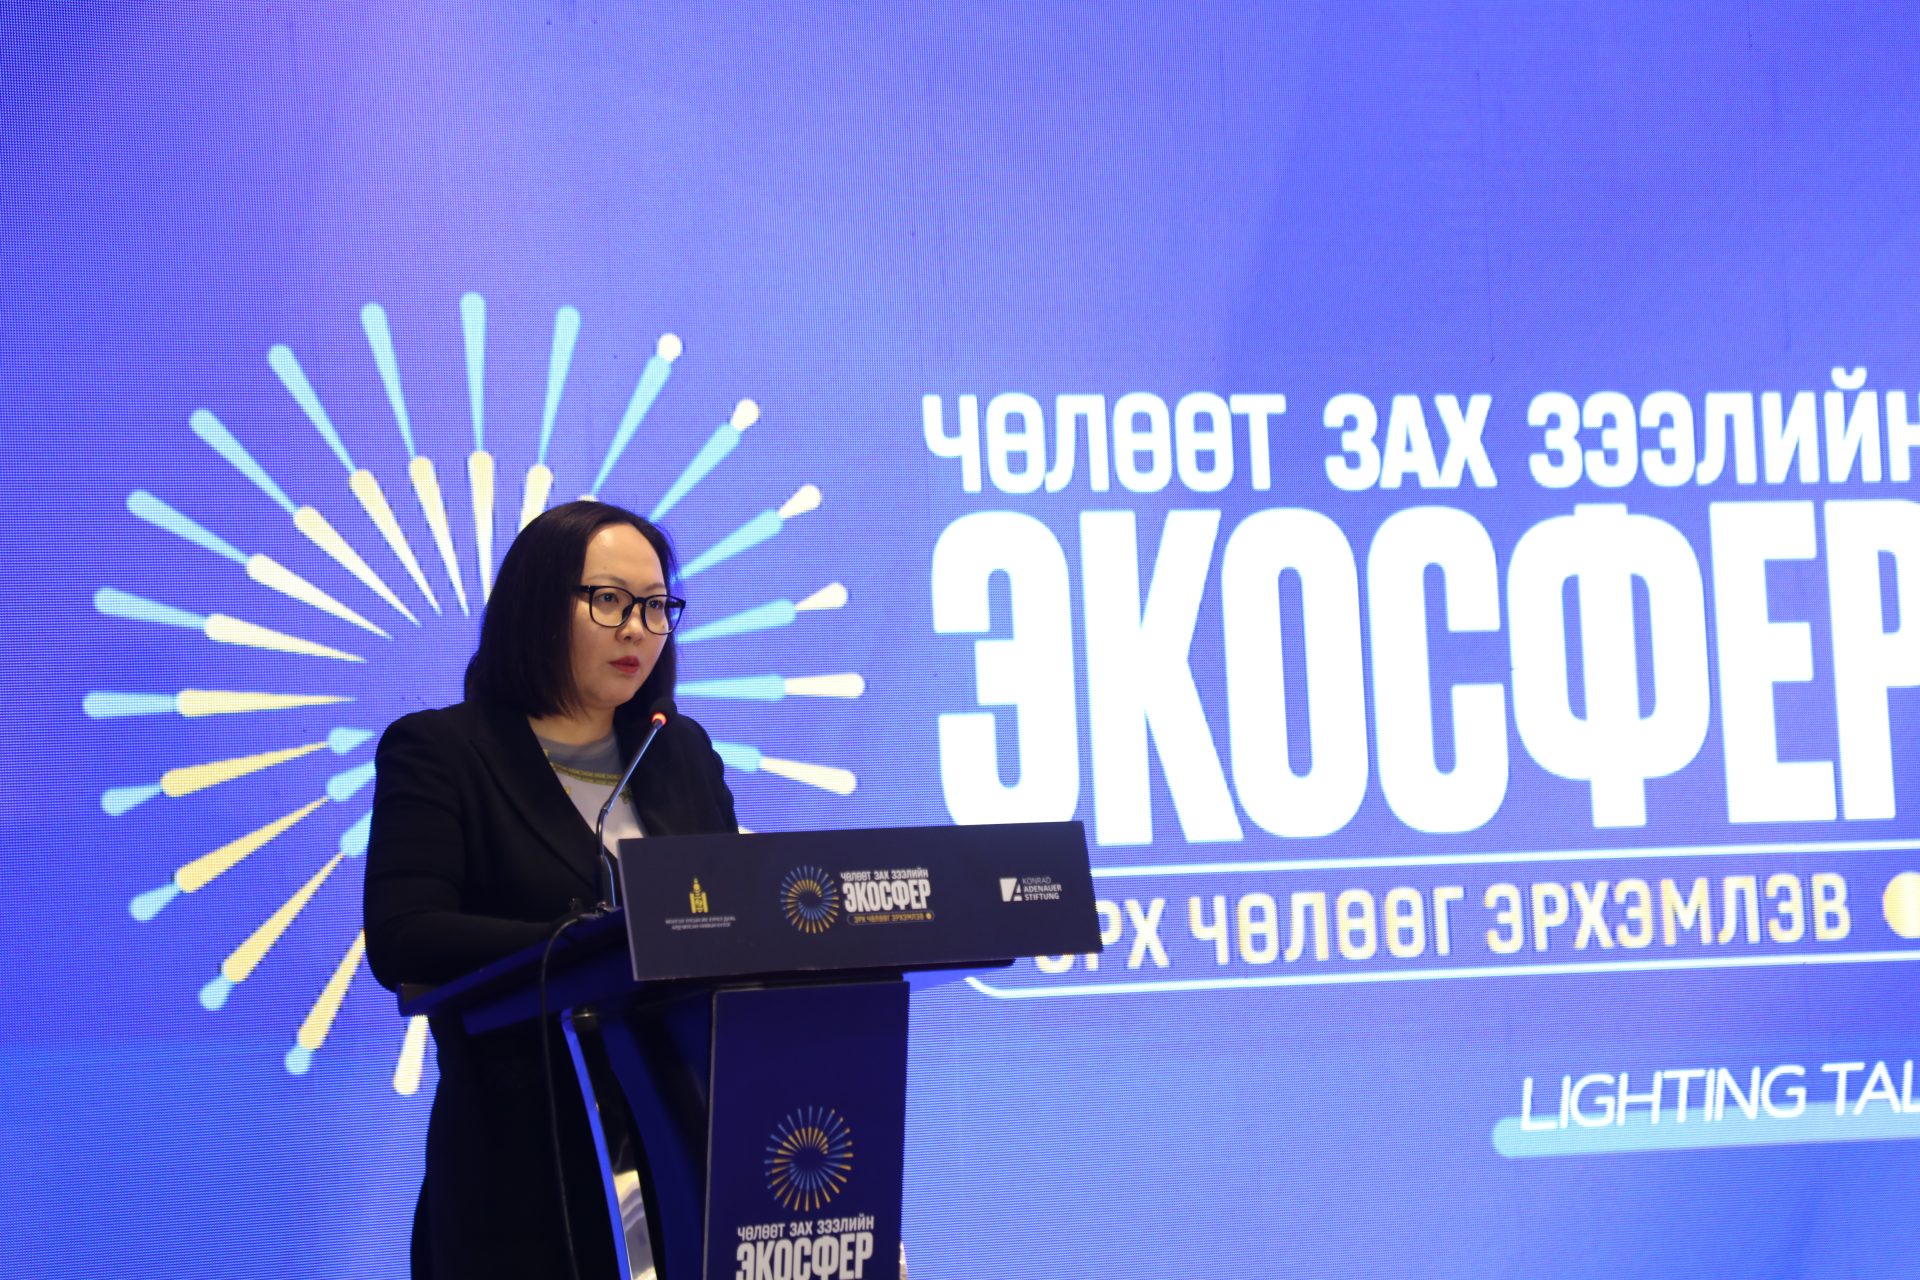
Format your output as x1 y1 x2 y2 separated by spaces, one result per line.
581 523 663 585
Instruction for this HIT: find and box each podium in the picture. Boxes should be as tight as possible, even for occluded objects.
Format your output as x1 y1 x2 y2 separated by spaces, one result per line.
403 821 1099 1280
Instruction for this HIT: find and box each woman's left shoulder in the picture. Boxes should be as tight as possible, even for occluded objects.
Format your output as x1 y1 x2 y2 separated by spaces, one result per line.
668 709 717 745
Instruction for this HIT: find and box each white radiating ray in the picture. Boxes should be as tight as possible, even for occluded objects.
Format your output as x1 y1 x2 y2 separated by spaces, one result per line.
678 673 866 702
128 797 332 922
286 931 366 1075
105 727 369 816
188 406 417 625
95 587 365 663
713 741 858 795
348 470 439 614
203 613 365 663
104 741 325 815
470 451 495 601
363 302 462 613
167 741 327 792
782 674 865 698
246 555 391 638
393 1015 431 1096
179 690 349 717
677 582 849 646
520 463 555 531
200 850 348 1009
293 503 420 625
127 488 392 639
410 456 469 615
778 484 822 520
682 484 824 579
796 582 848 612
518 303 579 531
585 332 682 498
759 756 857 795
184 798 330 893
649 398 759 521
462 293 495 600
253 350 434 626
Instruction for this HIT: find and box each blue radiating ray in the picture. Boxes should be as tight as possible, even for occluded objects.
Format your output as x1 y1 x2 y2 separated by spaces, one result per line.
711 741 763 772
103 784 164 816
84 692 178 718
679 675 788 701
361 303 415 456
326 761 376 802
285 1046 314 1075
540 306 581 465
268 345 356 472
338 810 372 857
95 588 206 631
128 882 180 921
200 975 234 1010
190 410 296 514
462 293 486 450
681 511 782 579
651 421 741 521
328 727 374 753
591 346 675 494
677 599 797 645
127 491 247 565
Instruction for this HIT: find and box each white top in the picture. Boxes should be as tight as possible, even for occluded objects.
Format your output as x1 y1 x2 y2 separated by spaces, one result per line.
536 730 646 854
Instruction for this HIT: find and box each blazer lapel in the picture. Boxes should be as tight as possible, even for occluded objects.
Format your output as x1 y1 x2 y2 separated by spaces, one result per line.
616 709 676 839
468 702 600 891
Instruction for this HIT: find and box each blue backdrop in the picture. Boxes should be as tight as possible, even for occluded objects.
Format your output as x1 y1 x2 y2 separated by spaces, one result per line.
4 3 1920 1275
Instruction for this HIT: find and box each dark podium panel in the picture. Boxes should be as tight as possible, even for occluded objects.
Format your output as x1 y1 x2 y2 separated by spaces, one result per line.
404 821 1097 1280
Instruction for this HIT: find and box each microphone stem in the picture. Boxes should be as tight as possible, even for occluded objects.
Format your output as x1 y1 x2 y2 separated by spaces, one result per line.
592 714 667 911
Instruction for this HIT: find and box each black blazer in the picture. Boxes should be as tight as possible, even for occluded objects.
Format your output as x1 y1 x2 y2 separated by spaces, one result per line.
363 698 737 1280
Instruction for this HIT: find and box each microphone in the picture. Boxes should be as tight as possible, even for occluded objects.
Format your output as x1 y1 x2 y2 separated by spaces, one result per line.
593 696 674 912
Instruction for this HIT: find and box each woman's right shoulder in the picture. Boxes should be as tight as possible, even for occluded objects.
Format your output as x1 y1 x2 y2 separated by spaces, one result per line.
377 702 487 752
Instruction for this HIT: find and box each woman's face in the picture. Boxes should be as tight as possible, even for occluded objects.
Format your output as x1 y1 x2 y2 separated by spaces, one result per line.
568 522 668 721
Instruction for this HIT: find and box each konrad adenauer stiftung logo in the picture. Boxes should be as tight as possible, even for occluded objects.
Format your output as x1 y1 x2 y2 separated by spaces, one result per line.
781 865 841 933
93 292 865 1094
765 1106 854 1212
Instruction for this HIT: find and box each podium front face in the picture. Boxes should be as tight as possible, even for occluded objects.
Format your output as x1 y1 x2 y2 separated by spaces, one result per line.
564 978 909 1280
707 981 907 1280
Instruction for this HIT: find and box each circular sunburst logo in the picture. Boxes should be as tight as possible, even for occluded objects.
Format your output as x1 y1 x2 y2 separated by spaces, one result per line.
94 292 868 1094
765 1106 854 1212
780 865 841 933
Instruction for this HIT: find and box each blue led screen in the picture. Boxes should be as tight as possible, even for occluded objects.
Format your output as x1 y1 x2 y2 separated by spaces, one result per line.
4 4 1920 1276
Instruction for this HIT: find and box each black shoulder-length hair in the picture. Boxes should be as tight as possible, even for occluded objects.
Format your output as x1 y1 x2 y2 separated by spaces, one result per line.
465 500 678 719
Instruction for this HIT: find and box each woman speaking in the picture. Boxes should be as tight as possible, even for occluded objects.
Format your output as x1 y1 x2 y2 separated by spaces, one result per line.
363 500 737 1278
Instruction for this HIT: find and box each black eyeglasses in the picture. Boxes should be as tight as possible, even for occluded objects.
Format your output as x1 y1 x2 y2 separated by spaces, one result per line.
575 585 687 635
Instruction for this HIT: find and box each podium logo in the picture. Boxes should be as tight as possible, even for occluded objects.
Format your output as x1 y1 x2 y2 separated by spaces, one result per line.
689 878 710 915
765 1106 854 1212
92 291 864 1094
781 865 841 933
999 875 1062 904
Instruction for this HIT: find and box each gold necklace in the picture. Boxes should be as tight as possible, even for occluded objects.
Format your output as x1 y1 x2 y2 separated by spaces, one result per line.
543 752 637 806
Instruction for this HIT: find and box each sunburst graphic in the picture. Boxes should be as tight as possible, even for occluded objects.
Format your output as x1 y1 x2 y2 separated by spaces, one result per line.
765 1106 854 1213
780 865 841 934
92 293 866 1093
